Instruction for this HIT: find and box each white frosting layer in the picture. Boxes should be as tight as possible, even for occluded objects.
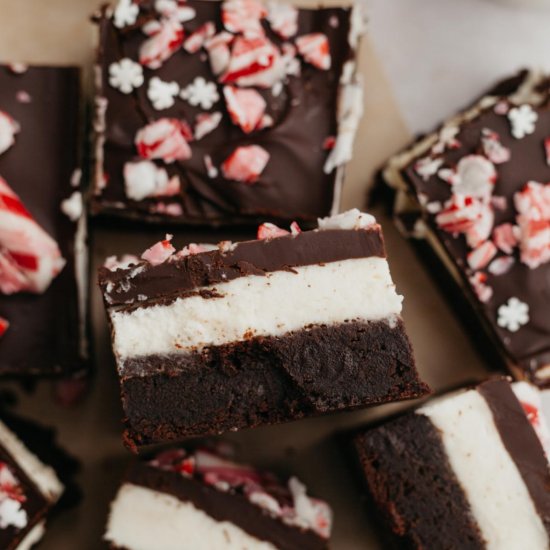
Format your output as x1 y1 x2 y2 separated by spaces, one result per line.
0 420 63 502
419 389 548 550
110 257 403 360
105 483 277 550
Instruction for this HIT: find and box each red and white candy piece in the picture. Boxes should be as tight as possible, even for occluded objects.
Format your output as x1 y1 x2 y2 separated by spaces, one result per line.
220 36 284 88
0 177 65 295
468 272 493 303
135 118 192 163
223 86 266 134
257 222 289 239
467 240 497 270
295 33 331 71
194 112 223 140
493 223 518 255
267 2 298 39
514 181 550 269
139 17 184 70
183 22 216 54
488 256 515 276
0 111 19 156
222 0 266 38
0 317 9 338
481 129 510 165
222 145 269 183
205 32 234 76
124 160 181 201
141 234 176 266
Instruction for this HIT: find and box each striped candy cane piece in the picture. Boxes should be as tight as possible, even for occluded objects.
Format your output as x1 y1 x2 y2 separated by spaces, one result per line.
0 176 65 295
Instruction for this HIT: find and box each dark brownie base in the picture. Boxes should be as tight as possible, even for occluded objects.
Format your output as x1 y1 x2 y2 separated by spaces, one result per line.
125 462 327 550
120 319 429 449
354 413 485 550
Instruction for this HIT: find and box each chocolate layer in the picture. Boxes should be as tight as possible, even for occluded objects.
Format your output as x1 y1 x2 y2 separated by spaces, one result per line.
99 227 385 307
92 1 357 225
478 379 550 535
0 445 48 550
120 319 428 448
0 65 85 377
126 462 327 550
354 413 485 550
392 72 550 383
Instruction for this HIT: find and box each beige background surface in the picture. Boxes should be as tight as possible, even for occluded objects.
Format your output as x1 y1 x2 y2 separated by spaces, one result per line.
0 1 491 548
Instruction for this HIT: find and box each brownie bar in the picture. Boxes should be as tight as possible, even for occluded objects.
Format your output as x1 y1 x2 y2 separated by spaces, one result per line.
384 70 550 386
0 416 64 550
0 64 88 377
99 209 429 448
91 0 365 225
105 446 331 549
353 378 550 549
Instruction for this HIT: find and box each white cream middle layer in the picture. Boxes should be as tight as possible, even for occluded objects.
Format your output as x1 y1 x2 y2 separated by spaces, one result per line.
419 390 548 550
110 257 402 360
104 483 278 550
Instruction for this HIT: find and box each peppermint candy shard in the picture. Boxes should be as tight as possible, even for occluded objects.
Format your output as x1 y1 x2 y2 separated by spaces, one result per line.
139 18 184 70
493 223 518 255
194 112 223 140
135 118 193 163
222 145 269 183
222 0 267 38
183 22 216 54
467 240 497 271
0 317 9 337
257 222 289 240
295 33 331 71
124 160 181 201
0 111 19 156
205 32 234 76
481 128 510 164
141 234 176 266
267 2 298 39
223 86 266 134
469 272 493 303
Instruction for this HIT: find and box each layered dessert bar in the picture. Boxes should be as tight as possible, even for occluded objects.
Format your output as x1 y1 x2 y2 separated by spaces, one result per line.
354 378 550 549
105 446 332 549
0 64 88 377
383 70 550 385
91 0 366 225
0 415 64 549
98 209 429 449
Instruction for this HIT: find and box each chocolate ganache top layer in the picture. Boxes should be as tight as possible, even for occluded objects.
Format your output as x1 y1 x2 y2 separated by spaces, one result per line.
99 224 385 307
92 0 365 225
399 75 550 383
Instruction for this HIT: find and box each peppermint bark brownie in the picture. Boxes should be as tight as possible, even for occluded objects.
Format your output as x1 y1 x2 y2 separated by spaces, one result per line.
91 0 366 224
0 416 64 550
98 209 428 448
354 378 550 549
0 64 88 377
383 70 550 385
105 446 332 549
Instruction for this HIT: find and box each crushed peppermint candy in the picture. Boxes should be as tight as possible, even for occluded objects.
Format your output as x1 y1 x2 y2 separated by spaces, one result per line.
124 160 180 201
508 104 538 139
0 317 9 338
155 0 196 22
222 0 267 38
223 86 266 134
414 156 443 181
431 126 460 155
15 91 31 104
222 145 269 183
183 22 216 53
318 209 376 231
267 2 298 39
61 191 83 222
481 128 510 164
113 0 139 29
467 240 497 270
135 118 193 163
147 77 180 110
141 234 176 266
295 33 331 71
0 463 27 530
109 58 144 94
205 32 234 76
497 297 529 332
139 17 184 70
257 222 290 239
204 155 218 178
513 181 550 269
488 256 515 276
0 111 19 155
104 254 140 271
469 272 493 303
180 77 220 109
493 223 518 255
194 112 223 140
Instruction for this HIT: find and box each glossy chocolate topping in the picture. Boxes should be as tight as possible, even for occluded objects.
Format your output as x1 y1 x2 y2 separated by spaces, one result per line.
92 0 358 225
0 65 84 377
98 226 385 307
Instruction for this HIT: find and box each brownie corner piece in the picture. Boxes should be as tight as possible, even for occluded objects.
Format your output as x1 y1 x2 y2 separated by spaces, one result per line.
0 64 89 378
352 378 550 549
91 0 366 225
99 209 429 448
383 69 550 386
105 445 332 550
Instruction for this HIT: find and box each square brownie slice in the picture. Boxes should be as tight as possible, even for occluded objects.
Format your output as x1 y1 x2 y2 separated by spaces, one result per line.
383 70 550 386
0 64 88 378
105 446 332 549
98 209 429 449
91 0 366 225
353 378 550 549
